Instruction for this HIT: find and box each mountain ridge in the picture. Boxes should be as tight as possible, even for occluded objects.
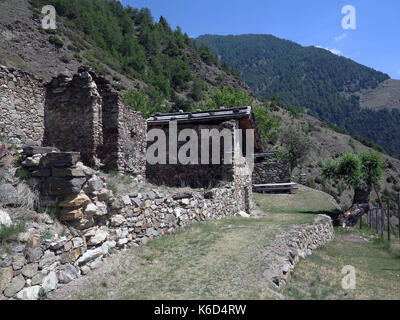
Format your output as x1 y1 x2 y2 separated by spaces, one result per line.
196 33 400 158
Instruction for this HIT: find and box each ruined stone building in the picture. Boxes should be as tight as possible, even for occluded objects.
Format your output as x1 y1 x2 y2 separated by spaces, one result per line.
146 107 264 213
0 65 147 177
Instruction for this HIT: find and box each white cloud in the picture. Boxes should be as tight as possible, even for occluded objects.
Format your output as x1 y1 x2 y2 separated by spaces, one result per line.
334 33 348 41
315 45 343 56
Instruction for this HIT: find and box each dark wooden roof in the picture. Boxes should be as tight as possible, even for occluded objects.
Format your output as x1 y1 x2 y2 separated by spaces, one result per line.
147 106 252 125
147 106 264 153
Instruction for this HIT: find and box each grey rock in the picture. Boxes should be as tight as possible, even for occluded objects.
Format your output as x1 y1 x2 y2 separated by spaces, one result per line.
89 258 102 270
21 263 38 278
40 152 80 168
21 155 41 167
87 229 108 246
110 214 126 227
24 247 43 263
0 210 12 227
50 237 67 250
132 198 141 207
0 266 13 293
16 285 41 300
31 272 43 286
42 271 58 292
85 203 98 215
40 177 86 196
12 254 26 271
0 184 18 205
38 251 57 269
87 176 103 192
117 238 128 246
60 263 78 284
3 274 25 297
101 240 116 255
77 248 103 266
72 237 84 248
80 266 90 275
121 195 132 206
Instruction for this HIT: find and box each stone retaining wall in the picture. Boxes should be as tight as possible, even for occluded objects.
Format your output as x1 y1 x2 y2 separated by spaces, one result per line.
0 149 250 300
0 65 45 146
271 214 334 287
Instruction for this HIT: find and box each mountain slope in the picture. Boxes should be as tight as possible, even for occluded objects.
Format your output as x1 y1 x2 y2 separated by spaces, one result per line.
196 34 400 158
0 0 248 115
1 0 400 209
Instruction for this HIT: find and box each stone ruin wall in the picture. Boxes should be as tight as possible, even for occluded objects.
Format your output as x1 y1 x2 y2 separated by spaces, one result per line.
0 65 45 146
94 75 146 178
0 65 146 177
45 72 103 168
45 67 147 177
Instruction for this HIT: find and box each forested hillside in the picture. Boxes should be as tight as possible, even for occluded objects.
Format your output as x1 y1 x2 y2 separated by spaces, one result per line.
196 34 400 159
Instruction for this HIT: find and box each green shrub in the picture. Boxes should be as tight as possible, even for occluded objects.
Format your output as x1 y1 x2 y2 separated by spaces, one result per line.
48 35 64 47
0 224 26 242
60 55 70 63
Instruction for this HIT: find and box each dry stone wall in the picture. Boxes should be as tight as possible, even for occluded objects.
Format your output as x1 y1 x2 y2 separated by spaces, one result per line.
0 65 45 146
252 161 291 185
0 148 251 300
271 215 334 288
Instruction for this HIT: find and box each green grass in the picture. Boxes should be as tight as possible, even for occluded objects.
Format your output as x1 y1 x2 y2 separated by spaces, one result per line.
253 186 341 225
0 223 26 242
283 226 400 300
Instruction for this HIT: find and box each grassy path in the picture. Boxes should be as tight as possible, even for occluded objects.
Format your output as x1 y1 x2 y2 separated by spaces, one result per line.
283 227 400 300
48 186 338 300
48 185 400 300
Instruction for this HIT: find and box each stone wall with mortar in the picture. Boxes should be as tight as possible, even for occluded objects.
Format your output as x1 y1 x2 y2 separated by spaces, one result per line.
252 161 291 185
0 148 252 300
0 65 45 146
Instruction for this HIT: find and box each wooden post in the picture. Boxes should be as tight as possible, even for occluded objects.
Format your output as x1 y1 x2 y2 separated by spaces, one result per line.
360 214 362 229
387 199 391 242
381 207 384 238
368 209 371 229
376 208 378 233
397 193 400 238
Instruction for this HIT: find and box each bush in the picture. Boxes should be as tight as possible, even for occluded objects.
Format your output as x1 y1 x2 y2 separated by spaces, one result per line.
48 35 64 47
60 55 70 63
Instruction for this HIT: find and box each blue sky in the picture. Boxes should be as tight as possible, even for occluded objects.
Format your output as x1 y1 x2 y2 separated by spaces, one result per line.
121 0 400 79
